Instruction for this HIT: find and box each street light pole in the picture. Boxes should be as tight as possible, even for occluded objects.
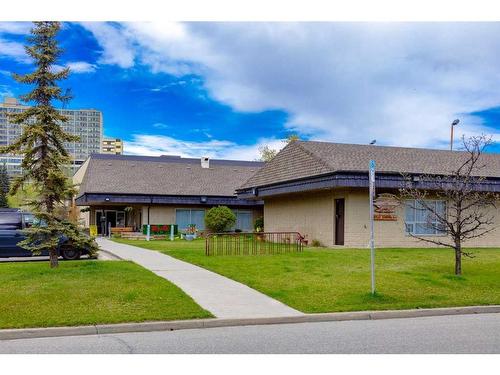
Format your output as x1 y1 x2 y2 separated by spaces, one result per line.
450 119 460 151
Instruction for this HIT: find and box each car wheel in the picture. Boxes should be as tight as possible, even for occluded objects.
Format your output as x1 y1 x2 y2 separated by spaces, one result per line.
61 245 81 260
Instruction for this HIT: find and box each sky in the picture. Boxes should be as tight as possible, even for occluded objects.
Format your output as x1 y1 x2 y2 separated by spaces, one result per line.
0 21 499 159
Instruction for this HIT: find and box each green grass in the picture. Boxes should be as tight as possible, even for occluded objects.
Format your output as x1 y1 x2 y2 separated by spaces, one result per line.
0 260 212 329
113 238 500 313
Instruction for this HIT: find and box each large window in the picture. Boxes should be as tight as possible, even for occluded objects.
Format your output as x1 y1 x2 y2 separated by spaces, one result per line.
405 200 446 236
232 210 253 232
176 209 205 231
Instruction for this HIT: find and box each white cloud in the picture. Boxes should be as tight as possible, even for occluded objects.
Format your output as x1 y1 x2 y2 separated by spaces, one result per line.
83 22 500 148
80 22 135 68
0 38 30 63
0 84 14 99
52 61 97 74
66 61 97 73
152 122 169 129
124 134 282 160
0 22 31 35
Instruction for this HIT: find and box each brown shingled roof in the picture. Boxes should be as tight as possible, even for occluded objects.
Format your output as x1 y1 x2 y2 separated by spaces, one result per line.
240 141 500 189
78 154 263 197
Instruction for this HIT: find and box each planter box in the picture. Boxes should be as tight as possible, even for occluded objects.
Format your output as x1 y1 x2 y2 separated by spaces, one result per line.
142 224 178 235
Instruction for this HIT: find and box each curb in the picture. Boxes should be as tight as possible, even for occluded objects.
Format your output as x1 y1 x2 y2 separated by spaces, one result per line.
1 305 499 341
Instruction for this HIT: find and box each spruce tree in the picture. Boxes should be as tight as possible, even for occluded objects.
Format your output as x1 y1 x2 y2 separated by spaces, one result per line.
0 22 97 267
0 163 10 208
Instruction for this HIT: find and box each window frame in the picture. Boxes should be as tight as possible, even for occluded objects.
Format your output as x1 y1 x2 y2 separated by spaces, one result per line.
231 209 254 232
404 199 447 236
175 208 206 231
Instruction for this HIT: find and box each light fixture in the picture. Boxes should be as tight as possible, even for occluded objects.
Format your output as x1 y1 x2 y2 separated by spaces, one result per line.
104 197 110 202
450 119 460 151
200 196 207 203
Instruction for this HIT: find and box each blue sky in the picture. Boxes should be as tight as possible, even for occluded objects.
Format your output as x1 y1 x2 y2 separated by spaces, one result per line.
0 22 499 158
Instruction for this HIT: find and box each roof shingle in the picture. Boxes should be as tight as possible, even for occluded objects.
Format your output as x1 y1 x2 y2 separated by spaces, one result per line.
240 141 500 189
77 154 263 197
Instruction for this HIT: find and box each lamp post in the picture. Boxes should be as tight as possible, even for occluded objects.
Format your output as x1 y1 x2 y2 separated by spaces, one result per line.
450 119 460 151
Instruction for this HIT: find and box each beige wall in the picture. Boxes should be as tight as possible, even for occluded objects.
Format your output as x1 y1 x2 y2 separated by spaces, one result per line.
142 206 176 224
264 188 500 248
72 158 90 186
264 190 340 246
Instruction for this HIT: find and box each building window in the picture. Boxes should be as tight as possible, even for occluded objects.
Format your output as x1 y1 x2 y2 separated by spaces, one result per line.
176 209 205 231
232 210 253 232
405 200 446 236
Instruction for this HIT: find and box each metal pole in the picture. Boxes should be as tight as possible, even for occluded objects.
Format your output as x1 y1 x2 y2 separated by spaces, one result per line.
369 160 376 294
170 224 174 241
108 222 111 239
450 124 454 151
146 224 151 241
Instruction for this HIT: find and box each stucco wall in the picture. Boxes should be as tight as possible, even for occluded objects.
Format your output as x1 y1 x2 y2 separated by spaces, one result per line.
264 190 339 246
345 189 500 248
142 206 176 224
263 188 500 248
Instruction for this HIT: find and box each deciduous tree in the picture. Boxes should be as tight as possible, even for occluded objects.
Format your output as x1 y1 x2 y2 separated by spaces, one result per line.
399 135 498 275
258 134 300 162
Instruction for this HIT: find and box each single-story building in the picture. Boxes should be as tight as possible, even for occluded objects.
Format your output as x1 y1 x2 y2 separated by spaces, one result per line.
73 154 264 235
236 141 500 248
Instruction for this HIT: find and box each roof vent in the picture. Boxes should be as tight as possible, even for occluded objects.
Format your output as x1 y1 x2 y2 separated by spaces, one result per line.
201 156 210 169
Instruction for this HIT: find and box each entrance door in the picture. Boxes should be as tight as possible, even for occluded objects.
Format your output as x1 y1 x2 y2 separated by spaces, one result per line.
105 211 117 235
335 199 345 245
96 210 104 235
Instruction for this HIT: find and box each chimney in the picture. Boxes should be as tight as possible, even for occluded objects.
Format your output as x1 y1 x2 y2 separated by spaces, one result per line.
201 156 210 169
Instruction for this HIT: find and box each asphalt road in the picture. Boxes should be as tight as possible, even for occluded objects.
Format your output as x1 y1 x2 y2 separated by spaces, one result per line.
1 313 499 354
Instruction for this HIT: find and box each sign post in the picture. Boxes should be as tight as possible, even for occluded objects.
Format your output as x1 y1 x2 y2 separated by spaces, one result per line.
369 160 376 295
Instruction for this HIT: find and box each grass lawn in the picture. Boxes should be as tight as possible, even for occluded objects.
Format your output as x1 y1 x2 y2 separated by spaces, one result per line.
0 260 212 329
114 237 500 313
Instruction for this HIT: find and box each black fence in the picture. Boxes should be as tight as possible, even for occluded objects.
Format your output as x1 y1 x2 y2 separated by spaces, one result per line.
205 232 305 256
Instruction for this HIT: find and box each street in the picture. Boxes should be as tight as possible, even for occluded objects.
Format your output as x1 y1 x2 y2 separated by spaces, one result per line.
1 313 499 354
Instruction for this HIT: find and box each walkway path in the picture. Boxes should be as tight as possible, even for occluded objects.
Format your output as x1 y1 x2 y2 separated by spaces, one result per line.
96 238 303 319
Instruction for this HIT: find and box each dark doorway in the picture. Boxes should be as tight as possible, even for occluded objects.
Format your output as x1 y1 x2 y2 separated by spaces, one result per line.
335 199 345 245
105 211 117 235
96 210 104 235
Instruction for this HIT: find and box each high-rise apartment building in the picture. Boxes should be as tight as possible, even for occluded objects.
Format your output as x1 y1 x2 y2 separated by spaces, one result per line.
102 138 123 155
0 97 103 175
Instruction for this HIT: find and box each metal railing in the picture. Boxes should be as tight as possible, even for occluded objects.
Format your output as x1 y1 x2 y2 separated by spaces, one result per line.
205 232 305 256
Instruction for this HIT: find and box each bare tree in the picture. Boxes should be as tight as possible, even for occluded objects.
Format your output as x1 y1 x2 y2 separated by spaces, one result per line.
399 135 499 275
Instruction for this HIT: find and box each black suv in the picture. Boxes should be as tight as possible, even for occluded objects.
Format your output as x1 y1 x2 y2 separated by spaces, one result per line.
0 208 91 260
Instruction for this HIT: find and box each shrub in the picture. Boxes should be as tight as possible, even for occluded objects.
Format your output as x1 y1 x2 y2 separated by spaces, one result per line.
311 239 322 247
205 206 236 233
254 216 264 232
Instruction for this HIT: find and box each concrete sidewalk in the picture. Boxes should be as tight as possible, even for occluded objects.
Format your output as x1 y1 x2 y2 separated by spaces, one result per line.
96 238 302 319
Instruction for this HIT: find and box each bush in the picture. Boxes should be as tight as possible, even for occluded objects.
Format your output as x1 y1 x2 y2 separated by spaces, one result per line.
311 239 322 247
205 206 236 233
254 216 264 232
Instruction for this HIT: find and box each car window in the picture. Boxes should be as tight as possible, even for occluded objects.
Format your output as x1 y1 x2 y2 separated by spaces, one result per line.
0 212 22 230
23 213 35 228
21 214 47 228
